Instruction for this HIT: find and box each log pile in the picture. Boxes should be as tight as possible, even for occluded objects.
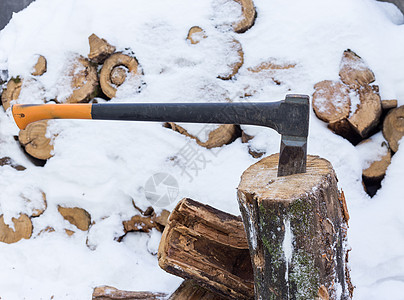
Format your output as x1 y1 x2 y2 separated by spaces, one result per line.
311 49 401 196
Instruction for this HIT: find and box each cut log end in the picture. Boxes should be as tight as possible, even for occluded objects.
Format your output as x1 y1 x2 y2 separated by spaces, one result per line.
187 26 207 45
65 56 99 103
2 78 22 111
0 214 32 244
100 53 141 99
383 105 404 153
18 120 54 161
217 39 244 80
32 55 47 76
88 34 116 64
237 154 351 299
58 206 91 231
362 144 391 184
232 0 257 33
312 80 351 123
339 49 375 90
381 99 398 111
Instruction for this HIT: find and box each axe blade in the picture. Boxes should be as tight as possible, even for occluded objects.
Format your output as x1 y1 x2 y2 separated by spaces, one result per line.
277 135 307 177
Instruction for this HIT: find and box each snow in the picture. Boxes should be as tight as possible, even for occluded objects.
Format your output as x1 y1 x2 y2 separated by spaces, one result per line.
0 0 403 298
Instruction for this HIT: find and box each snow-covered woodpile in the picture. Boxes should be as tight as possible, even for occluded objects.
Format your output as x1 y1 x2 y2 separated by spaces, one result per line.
311 49 402 196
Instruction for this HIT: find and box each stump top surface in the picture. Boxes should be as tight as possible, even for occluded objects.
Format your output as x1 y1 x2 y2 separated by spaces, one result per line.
238 154 334 202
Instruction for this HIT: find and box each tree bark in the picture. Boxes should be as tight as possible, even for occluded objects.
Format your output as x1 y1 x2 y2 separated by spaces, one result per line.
237 154 351 300
18 120 54 160
100 53 141 99
169 280 228 300
383 105 404 152
88 34 116 64
158 198 254 299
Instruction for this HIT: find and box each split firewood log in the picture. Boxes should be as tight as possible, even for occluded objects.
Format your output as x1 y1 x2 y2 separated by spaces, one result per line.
237 154 351 299
0 214 32 244
247 60 296 86
0 156 26 171
169 280 228 300
187 26 207 44
339 49 375 90
22 190 47 217
18 120 54 161
158 198 254 299
312 80 351 123
58 206 91 231
100 53 141 99
381 99 398 111
92 286 167 300
165 123 240 149
383 105 404 152
64 56 98 103
31 55 47 76
1 77 22 111
88 34 116 64
328 119 362 145
218 39 244 80
232 0 256 33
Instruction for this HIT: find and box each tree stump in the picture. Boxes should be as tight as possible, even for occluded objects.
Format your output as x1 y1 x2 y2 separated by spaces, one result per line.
232 0 257 33
312 80 351 123
1 77 22 111
65 56 99 103
19 120 54 161
158 198 254 299
165 123 240 149
92 286 166 300
217 39 244 80
383 105 404 153
237 154 351 300
88 34 116 64
31 55 47 76
187 26 207 44
339 49 375 90
58 206 91 231
169 280 228 300
0 214 32 244
100 53 141 99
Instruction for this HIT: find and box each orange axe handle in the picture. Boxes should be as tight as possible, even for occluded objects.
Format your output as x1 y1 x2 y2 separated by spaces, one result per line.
12 104 92 130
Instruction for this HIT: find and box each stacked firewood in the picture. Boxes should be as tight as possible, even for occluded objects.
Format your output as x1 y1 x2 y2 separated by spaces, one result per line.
311 49 402 196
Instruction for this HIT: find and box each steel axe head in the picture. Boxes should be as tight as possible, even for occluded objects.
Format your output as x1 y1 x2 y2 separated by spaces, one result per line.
277 95 309 177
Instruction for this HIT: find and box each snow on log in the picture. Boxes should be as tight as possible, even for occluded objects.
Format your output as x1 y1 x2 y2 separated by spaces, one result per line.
92 285 167 300
18 120 54 161
383 105 404 153
312 80 351 123
347 85 382 138
339 49 375 90
165 123 240 149
186 26 207 44
22 190 47 218
65 56 98 103
0 214 32 244
217 39 244 80
1 77 22 111
246 60 296 86
100 52 141 99
232 0 257 33
58 206 91 231
31 55 47 76
88 34 116 64
169 280 228 300
158 198 254 299
237 154 352 299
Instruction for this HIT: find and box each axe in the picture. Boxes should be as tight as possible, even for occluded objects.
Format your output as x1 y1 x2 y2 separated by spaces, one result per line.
12 94 309 176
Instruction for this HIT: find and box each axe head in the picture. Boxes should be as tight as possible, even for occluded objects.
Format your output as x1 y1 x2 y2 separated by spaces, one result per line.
277 95 309 177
